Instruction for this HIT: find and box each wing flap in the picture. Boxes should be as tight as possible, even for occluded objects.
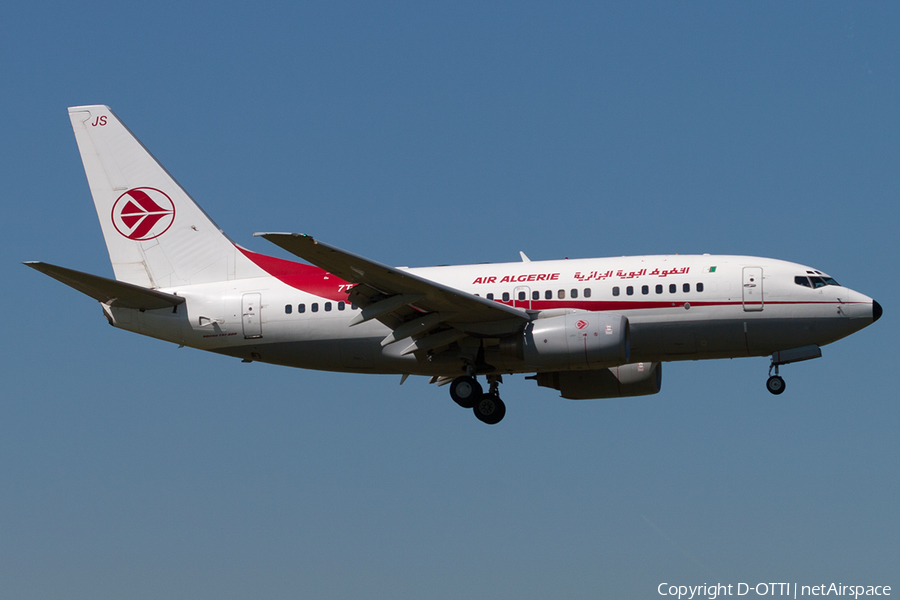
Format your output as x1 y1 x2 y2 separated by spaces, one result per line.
381 312 449 346
24 262 185 310
401 329 469 356
349 294 425 326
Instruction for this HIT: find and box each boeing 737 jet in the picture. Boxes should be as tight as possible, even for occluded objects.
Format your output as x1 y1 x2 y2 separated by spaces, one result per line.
26 106 882 424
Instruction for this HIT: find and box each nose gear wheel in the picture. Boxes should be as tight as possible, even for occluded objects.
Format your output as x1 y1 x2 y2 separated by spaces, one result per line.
766 362 786 395
766 375 786 395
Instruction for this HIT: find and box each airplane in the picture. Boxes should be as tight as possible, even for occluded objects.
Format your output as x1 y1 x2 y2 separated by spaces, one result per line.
26 105 882 424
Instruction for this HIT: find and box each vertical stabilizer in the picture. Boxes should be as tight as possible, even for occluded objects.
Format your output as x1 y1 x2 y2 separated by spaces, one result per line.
68 105 259 288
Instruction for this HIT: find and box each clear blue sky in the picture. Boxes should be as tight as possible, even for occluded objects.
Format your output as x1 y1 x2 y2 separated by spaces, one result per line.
2 2 897 598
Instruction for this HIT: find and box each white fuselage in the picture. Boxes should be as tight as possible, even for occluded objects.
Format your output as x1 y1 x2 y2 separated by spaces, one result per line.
105 253 875 377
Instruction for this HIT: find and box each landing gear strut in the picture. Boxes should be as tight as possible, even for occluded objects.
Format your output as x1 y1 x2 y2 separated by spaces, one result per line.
448 373 506 424
767 361 786 395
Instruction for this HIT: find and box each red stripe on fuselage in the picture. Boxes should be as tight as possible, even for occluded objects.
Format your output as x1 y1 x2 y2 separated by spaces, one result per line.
502 299 859 312
236 246 349 301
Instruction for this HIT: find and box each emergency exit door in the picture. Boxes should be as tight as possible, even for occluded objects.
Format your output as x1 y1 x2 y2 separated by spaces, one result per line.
242 293 263 338
742 267 764 312
513 286 532 309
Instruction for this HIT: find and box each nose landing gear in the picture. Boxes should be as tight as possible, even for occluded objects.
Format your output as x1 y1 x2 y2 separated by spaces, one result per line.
765 344 822 395
449 373 506 424
766 365 786 395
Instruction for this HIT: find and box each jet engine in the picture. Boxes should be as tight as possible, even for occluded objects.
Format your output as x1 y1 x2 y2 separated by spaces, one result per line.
502 313 630 370
532 362 662 400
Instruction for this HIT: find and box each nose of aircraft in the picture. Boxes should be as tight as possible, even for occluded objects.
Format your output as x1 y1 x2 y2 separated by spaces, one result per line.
873 300 883 322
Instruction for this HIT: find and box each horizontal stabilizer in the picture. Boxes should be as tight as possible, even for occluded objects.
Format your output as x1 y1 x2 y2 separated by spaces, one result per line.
24 262 185 310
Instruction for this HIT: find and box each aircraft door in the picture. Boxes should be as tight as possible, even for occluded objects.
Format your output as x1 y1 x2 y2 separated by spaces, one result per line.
513 286 531 310
242 293 263 338
742 267 764 312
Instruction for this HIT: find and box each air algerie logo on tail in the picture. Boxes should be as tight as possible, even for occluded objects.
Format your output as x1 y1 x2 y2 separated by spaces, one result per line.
111 188 175 240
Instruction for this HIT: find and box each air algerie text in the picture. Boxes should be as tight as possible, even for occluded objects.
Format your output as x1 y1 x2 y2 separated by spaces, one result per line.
472 273 560 285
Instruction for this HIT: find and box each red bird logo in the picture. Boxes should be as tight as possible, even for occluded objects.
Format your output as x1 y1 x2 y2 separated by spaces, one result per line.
111 188 175 240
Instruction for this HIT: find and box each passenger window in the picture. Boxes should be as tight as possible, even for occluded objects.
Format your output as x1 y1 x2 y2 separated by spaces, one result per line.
487 293 494 300
338 302 345 310
545 290 552 300
311 303 319 313
584 288 591 298
325 302 332 311
558 289 565 299
518 291 526 301
683 283 690 293
502 292 510 302
285 304 292 314
626 286 634 296
697 282 704 292
641 285 649 295
656 284 663 294
532 291 540 300
350 303 357 310
571 289 578 299
669 284 676 294
612 287 620 297
298 304 306 313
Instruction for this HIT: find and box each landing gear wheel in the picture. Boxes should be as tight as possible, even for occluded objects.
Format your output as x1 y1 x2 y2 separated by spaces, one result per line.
450 376 482 409
473 393 506 425
766 375 786 395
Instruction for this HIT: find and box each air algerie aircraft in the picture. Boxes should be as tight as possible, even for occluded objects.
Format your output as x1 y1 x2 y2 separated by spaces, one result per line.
26 106 882 424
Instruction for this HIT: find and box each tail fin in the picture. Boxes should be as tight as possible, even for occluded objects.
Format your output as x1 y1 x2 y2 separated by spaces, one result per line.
68 105 258 288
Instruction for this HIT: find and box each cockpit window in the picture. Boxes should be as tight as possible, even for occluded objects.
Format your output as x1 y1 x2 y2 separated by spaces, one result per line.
798 275 840 288
809 276 827 288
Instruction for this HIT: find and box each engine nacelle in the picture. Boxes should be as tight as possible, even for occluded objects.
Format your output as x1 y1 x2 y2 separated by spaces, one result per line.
533 362 662 400
515 313 630 370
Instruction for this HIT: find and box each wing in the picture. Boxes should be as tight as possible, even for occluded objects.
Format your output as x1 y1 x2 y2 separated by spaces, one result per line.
255 233 529 356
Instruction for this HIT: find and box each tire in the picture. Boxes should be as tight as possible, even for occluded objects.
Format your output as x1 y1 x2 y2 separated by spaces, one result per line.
450 376 482 409
473 394 506 425
766 375 786 395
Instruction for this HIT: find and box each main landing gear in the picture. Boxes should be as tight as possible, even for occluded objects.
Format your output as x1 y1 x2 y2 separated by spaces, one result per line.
449 373 506 424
